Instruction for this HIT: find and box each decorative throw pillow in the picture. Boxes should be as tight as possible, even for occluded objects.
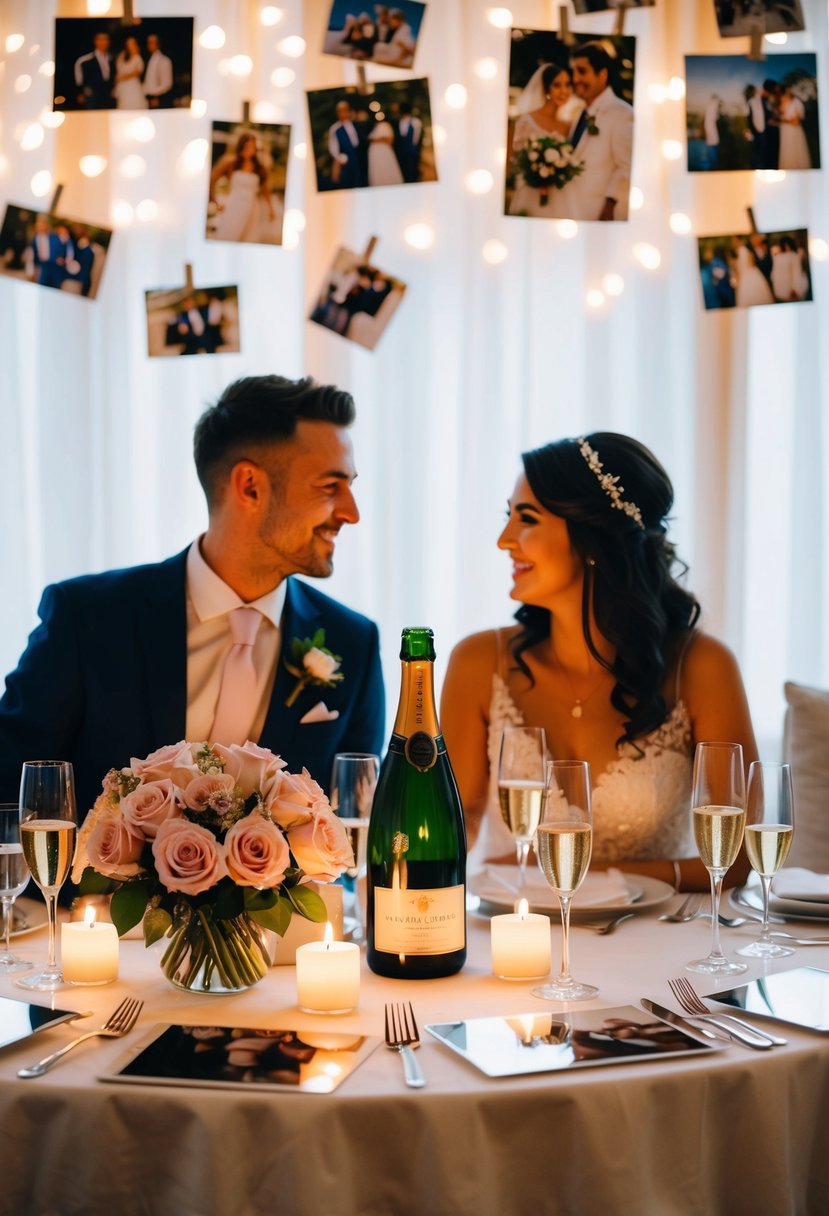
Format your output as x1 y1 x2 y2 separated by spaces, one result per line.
782 681 829 872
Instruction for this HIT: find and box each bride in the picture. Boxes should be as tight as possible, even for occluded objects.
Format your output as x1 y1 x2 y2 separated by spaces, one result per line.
208 132 279 244
113 36 146 110
778 87 811 170
508 63 585 219
734 241 774 307
367 116 403 186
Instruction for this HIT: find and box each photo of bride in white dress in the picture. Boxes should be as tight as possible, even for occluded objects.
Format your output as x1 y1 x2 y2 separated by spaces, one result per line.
508 63 585 218
367 114 404 186
698 228 812 311
206 122 290 246
113 36 146 110
777 86 811 169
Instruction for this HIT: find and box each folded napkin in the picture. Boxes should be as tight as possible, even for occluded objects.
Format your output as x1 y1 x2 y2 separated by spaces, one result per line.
474 864 632 907
772 867 829 904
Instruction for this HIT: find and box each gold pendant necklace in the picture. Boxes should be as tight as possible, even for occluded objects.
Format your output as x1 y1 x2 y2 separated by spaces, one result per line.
555 657 609 718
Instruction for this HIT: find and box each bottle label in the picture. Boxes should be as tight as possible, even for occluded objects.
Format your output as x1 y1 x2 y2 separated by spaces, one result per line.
373 885 465 955
388 732 446 773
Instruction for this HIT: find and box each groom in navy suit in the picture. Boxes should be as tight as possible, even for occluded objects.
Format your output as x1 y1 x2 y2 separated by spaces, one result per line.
327 99 368 189
0 375 385 822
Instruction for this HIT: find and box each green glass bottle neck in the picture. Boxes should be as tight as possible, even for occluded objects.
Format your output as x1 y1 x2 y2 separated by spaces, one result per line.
399 628 436 662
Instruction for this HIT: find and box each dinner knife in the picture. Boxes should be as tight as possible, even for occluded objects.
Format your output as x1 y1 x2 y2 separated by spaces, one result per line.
641 998 772 1051
640 998 728 1047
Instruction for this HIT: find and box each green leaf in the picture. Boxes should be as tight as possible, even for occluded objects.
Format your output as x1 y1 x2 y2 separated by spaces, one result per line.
77 866 116 896
286 883 327 922
243 887 278 912
110 882 151 936
311 628 325 649
249 896 292 937
143 906 172 946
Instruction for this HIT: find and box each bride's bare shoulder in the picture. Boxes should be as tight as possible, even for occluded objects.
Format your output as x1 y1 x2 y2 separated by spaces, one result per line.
446 627 518 682
681 630 745 691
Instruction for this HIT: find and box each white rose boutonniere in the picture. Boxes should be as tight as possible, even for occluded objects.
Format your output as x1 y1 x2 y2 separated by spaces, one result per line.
284 629 344 708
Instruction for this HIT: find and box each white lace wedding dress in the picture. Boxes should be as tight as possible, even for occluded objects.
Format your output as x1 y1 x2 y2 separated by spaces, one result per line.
508 105 583 220
211 171 264 242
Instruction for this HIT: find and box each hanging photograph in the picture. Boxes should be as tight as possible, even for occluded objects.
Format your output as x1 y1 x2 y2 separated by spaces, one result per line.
52 16 194 111
206 121 291 246
307 79 436 191
0 204 112 299
712 1 805 38
698 228 812 309
505 29 636 221
322 1 426 68
572 1 654 11
309 246 406 350
685 54 820 172
145 285 240 357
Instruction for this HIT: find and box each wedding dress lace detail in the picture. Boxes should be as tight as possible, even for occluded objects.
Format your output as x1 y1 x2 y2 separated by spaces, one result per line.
480 673 694 869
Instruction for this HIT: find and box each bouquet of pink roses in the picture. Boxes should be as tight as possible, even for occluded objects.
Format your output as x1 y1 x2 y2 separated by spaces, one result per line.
73 740 354 992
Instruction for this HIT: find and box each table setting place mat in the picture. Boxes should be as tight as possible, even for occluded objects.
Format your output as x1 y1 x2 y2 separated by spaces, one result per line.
425 1004 720 1078
707 966 829 1033
731 868 829 922
0 994 84 1052
101 1024 380 1093
470 865 674 917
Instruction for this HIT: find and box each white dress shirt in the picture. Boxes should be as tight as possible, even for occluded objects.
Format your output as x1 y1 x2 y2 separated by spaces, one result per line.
185 538 286 744
143 50 173 97
328 120 360 163
187 308 205 336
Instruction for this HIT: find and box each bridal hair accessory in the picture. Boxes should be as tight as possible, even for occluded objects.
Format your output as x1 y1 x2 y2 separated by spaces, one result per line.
578 438 645 530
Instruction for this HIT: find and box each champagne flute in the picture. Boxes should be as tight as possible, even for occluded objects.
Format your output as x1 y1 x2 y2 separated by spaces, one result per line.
531 759 598 1001
0 804 33 974
498 726 549 901
737 762 795 959
330 752 380 943
686 742 747 976
17 761 78 992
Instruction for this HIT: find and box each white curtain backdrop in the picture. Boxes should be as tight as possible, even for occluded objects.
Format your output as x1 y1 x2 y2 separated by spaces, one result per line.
1 0 827 751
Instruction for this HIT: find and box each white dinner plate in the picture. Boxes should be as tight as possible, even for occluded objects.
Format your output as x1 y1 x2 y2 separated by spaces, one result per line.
472 873 675 918
9 897 48 938
731 881 829 924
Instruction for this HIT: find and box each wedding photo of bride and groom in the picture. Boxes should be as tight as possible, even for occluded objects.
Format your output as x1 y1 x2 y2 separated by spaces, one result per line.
309 245 406 350
145 285 240 358
698 228 812 310
52 16 194 112
322 0 426 69
0 204 112 300
308 79 435 191
206 122 290 247
686 52 820 172
504 30 635 222
714 0 805 38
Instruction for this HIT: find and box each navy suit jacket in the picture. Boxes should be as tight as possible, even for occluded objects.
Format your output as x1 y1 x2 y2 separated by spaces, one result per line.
0 550 385 820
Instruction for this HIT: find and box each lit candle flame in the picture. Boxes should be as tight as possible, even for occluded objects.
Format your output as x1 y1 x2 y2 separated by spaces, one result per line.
517 898 529 920
323 921 334 949
83 904 97 929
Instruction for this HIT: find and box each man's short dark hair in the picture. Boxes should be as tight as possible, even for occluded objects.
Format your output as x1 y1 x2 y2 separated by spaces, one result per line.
571 41 613 81
193 374 356 504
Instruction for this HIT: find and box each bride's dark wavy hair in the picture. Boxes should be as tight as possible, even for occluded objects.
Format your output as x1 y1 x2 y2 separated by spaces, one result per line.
513 433 700 747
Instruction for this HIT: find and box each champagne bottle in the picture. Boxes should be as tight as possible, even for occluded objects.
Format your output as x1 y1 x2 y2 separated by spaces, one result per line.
367 628 467 979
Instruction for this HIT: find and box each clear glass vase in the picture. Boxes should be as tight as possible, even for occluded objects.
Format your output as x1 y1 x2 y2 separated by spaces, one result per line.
160 907 271 994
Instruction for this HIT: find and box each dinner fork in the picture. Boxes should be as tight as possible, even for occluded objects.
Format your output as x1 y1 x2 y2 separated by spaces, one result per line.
579 913 634 935
384 1002 425 1088
668 977 787 1046
658 893 703 923
18 997 144 1078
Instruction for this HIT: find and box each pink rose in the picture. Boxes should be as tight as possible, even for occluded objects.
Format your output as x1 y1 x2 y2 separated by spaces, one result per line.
212 741 286 799
121 779 181 839
86 812 145 880
183 772 238 814
288 807 354 881
266 768 328 830
224 814 290 889
152 818 228 896
131 741 200 788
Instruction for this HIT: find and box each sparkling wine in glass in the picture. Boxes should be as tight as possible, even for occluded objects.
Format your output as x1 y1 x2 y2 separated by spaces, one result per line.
531 759 598 1002
17 761 78 992
0 804 33 974
330 752 379 943
687 742 747 976
737 761 795 959
498 726 549 901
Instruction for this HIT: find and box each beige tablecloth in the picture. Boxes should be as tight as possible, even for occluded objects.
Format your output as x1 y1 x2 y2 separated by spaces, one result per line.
1 898 828 1216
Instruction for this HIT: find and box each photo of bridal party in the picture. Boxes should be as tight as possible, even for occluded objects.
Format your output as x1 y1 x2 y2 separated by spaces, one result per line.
307 79 435 191
698 228 812 309
0 204 112 299
309 245 406 349
685 53 820 172
52 16 194 111
505 29 635 221
322 0 426 68
713 0 805 37
206 121 291 246
145 285 240 357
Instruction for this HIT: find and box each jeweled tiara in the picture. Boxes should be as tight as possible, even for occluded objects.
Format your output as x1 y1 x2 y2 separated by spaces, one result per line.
578 438 645 530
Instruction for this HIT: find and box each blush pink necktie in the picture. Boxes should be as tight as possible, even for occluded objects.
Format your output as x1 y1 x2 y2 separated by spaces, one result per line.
209 607 263 745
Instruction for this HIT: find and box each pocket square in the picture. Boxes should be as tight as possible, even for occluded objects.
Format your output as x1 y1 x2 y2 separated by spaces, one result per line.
299 701 340 725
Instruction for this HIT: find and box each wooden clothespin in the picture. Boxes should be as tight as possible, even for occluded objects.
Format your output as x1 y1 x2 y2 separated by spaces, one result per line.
242 100 251 124
356 64 368 92
362 234 379 264
747 28 766 62
48 184 64 217
746 207 758 234
559 6 575 47
183 262 194 292
614 2 630 36
121 0 136 25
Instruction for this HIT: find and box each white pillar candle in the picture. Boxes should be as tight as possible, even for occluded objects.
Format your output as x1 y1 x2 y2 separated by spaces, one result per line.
296 922 360 1014
61 905 119 985
490 898 551 980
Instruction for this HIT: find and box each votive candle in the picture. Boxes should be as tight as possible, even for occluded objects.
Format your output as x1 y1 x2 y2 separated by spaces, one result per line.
490 898 551 980
296 922 360 1014
61 905 119 985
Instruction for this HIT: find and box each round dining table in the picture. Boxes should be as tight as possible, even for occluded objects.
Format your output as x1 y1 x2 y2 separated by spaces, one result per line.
1 891 827 1216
